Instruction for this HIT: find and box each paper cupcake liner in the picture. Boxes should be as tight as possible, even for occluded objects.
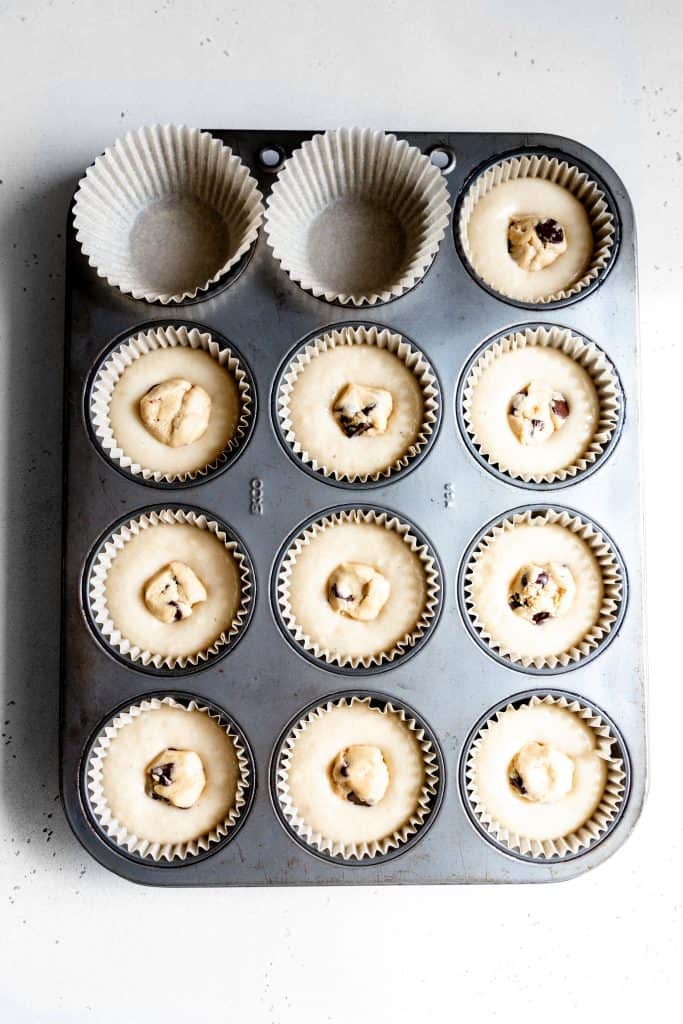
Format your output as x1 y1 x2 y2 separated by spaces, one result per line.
464 693 627 860
458 152 617 305
87 508 254 670
89 324 255 484
86 695 252 862
276 508 442 670
73 124 264 304
275 694 441 861
463 507 624 670
276 324 440 484
264 127 451 306
461 325 622 485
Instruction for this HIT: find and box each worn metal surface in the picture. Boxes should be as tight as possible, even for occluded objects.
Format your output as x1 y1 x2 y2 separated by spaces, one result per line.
60 130 646 885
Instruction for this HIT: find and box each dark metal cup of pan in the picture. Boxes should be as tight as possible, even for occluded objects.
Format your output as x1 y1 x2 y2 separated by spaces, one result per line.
73 124 264 304
264 127 451 306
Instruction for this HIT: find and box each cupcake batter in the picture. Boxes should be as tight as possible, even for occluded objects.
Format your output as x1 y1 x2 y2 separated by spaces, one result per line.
284 518 429 663
104 522 242 660
100 704 241 847
467 177 593 301
108 346 242 477
468 520 603 661
286 342 425 479
467 344 600 479
284 700 426 848
471 701 608 841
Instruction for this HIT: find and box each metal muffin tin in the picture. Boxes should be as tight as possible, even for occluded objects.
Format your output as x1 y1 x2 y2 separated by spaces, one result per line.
60 130 646 885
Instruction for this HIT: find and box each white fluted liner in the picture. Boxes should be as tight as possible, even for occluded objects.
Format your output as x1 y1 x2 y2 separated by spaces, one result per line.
462 325 622 484
88 508 253 670
264 127 451 305
464 507 623 670
276 694 441 860
458 153 616 304
73 125 264 303
276 508 441 669
90 324 254 484
465 693 626 860
276 324 440 483
86 696 252 862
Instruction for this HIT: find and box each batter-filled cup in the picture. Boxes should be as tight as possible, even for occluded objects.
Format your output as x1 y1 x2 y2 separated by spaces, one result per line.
89 324 255 485
461 324 622 485
462 507 625 671
276 324 440 484
85 695 253 862
457 152 617 305
87 508 254 671
275 507 442 670
274 693 442 861
463 692 627 860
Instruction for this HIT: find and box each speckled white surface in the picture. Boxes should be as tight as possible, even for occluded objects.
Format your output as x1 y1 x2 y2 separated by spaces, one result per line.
0 0 679 1020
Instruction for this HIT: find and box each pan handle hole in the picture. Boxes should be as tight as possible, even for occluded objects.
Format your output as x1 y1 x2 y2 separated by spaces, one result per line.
258 145 286 172
427 145 456 174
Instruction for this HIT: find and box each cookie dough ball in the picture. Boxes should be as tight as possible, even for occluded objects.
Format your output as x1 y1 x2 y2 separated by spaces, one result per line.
145 748 206 808
139 378 212 447
508 741 574 803
144 561 207 623
508 380 570 446
332 383 393 438
508 214 568 271
331 745 390 806
327 562 391 621
508 561 575 624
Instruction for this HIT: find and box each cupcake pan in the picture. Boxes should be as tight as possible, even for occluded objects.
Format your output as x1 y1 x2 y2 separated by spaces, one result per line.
61 130 645 885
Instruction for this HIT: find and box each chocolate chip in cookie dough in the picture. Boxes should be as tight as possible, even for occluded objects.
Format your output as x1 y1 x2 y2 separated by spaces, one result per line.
535 218 565 245
346 791 371 807
532 611 551 625
551 397 570 420
149 762 174 787
509 770 527 795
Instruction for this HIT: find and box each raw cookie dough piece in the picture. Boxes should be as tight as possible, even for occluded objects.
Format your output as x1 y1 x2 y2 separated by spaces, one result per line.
508 380 569 446
327 562 391 621
508 215 567 271
508 741 574 803
333 383 393 438
331 745 390 806
144 561 207 623
508 561 575 624
146 748 207 808
139 378 212 447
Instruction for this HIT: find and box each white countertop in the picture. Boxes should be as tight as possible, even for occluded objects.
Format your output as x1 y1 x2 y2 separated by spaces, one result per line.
0 0 679 1020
